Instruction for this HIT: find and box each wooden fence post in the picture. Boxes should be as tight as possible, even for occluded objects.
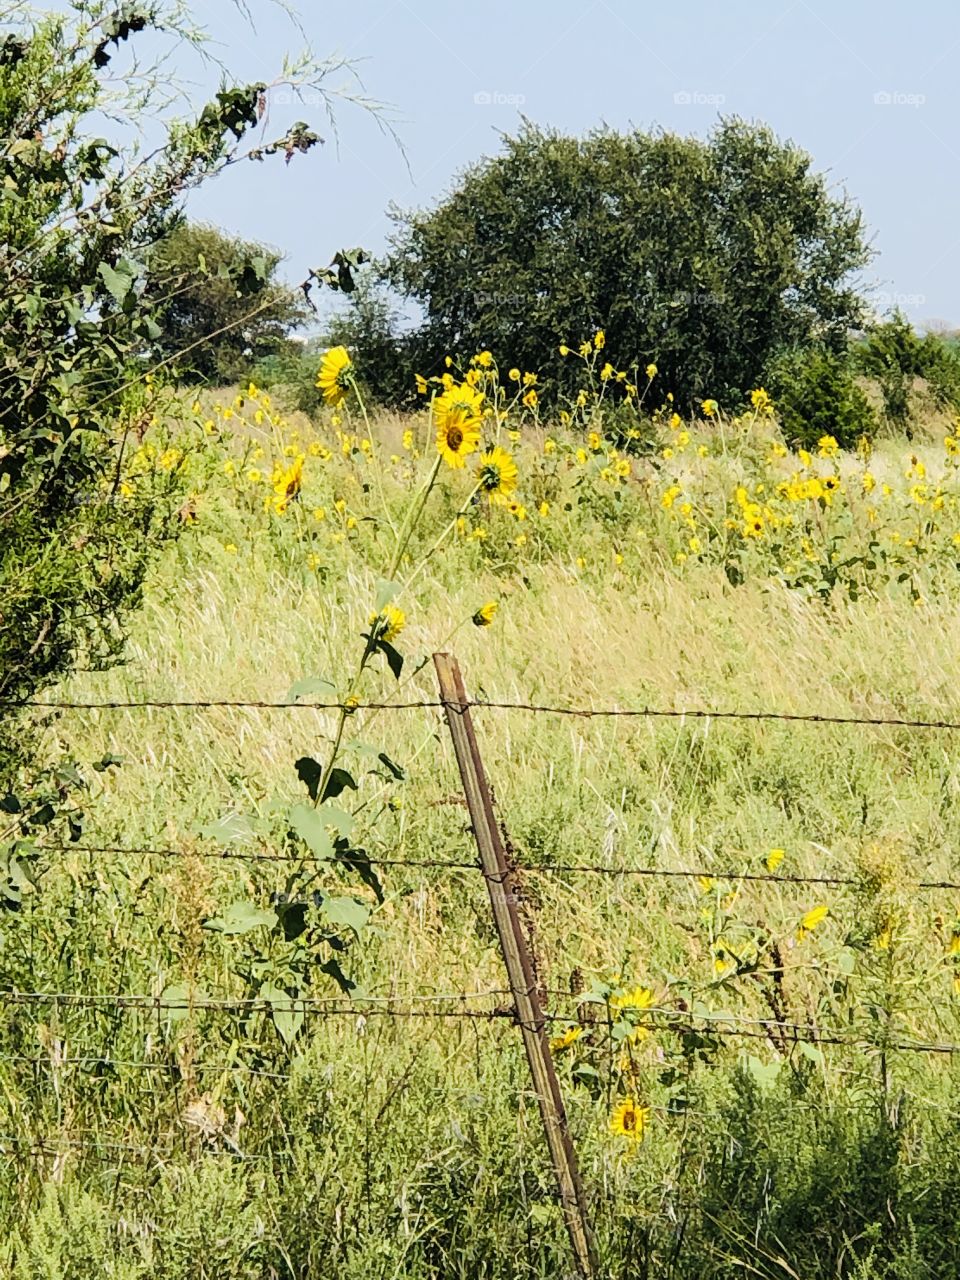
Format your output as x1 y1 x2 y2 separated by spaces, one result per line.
433 652 598 1280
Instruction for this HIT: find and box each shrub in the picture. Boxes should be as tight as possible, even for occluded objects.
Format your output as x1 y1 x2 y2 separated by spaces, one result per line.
855 311 960 432
767 347 877 449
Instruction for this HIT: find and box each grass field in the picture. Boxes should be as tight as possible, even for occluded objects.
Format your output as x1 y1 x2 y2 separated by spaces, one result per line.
6 364 960 1278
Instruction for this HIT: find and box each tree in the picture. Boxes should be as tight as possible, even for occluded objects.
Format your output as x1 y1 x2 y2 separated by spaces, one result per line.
371 118 872 409
0 2 369 782
144 221 311 385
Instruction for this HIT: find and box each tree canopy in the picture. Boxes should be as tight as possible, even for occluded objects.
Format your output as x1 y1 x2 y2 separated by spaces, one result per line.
367 118 872 408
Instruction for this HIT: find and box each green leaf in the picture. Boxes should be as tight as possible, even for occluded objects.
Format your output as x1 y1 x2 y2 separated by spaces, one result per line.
374 578 401 611
159 983 197 1024
203 901 276 935
295 756 323 802
321 895 369 936
200 812 257 845
289 803 333 859
0 794 21 814
98 261 133 304
377 752 405 781
322 806 355 838
321 768 357 804
744 1054 780 1091
335 842 382 903
378 640 404 680
287 676 337 701
275 900 308 941
260 982 303 1047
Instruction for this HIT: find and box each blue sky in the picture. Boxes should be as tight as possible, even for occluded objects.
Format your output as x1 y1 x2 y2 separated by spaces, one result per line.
171 0 960 327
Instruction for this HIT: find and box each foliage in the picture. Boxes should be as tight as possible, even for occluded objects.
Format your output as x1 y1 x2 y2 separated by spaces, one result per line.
143 221 311 385
767 345 877 450
855 311 960 431
362 118 871 411
0 2 354 785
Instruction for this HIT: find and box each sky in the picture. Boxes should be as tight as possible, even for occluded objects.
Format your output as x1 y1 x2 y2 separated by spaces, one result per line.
133 1 960 327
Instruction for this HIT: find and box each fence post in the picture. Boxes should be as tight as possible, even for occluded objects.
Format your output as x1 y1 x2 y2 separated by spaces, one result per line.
433 652 598 1280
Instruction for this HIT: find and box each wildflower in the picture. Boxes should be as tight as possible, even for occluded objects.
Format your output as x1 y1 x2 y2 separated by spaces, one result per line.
610 986 654 1012
609 1097 648 1142
798 904 828 939
600 362 614 381
946 435 960 457
688 535 701 554
508 367 521 382
615 458 631 479
223 543 237 554
473 601 498 627
661 485 682 510
862 471 876 493
435 383 483 468
273 455 304 513
594 329 605 350
316 346 353 406
313 507 326 522
750 387 773 416
539 501 550 518
817 434 839 458
766 848 785 873
646 362 658 379
544 438 556 454
697 444 709 458
588 431 602 452
701 399 718 418
550 1025 582 1052
368 604 405 644
558 345 570 357
415 374 428 395
246 468 262 484
475 350 493 368
523 372 538 386
477 447 518 506
507 500 527 521
522 388 538 409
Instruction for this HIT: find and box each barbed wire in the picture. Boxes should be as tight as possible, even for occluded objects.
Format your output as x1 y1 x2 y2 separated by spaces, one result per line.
6 694 960 732
2 990 958 1056
42 842 960 893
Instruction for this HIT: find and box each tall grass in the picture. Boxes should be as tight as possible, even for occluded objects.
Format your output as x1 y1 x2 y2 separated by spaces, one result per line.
5 393 960 1278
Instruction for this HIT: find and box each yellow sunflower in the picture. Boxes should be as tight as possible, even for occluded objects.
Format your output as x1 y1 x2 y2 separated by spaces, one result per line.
316 346 353 405
609 1097 649 1142
368 604 405 644
477 446 518 505
434 383 483 468
472 601 498 627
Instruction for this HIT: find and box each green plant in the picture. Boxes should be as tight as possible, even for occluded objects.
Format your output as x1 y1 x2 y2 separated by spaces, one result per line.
144 221 311 385
767 346 877 449
0 2 371 783
855 311 960 431
362 117 871 410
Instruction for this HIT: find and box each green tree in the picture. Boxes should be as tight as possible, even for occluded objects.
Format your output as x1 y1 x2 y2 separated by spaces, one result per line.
369 118 871 409
145 221 311 385
0 2 371 782
855 311 960 432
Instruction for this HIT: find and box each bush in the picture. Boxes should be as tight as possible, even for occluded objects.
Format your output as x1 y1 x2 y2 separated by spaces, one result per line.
359 118 871 411
855 311 960 432
768 347 877 449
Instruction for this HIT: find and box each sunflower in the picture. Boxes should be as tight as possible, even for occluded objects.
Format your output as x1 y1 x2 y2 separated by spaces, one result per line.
477 446 518 505
472 601 498 627
434 383 483 468
316 346 353 405
272 455 304 513
609 985 654 1013
550 1024 583 1053
609 1097 648 1142
368 604 405 644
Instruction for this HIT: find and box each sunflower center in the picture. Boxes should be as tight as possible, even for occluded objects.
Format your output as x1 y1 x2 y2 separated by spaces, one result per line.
480 464 500 491
447 425 464 450
624 1110 636 1131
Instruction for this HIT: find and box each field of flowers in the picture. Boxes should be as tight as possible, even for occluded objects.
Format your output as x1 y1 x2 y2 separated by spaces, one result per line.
7 340 960 1278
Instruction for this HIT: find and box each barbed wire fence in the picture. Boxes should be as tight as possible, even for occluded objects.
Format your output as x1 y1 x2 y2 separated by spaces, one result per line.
5 655 960 1275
